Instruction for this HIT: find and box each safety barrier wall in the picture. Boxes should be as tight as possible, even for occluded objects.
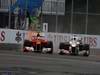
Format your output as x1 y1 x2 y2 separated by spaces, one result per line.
0 29 24 44
45 33 100 53
0 29 100 53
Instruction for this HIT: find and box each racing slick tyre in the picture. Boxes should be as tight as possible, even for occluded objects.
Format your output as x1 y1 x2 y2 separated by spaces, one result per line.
23 40 33 52
59 51 65 55
59 43 65 55
83 50 90 57
46 41 53 54
59 43 65 49
83 44 90 57
59 42 70 55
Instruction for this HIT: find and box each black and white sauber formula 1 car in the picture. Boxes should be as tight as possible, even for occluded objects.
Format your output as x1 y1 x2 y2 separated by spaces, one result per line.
58 36 90 56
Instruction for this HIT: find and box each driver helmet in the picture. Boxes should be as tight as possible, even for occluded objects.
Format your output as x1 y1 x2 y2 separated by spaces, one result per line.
37 33 40 37
73 37 76 40
72 35 78 40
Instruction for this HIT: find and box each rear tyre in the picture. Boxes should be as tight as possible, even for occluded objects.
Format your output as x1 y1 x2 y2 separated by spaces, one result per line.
83 50 90 57
24 40 32 47
59 43 65 49
23 40 33 52
59 42 70 55
46 41 53 54
83 44 90 57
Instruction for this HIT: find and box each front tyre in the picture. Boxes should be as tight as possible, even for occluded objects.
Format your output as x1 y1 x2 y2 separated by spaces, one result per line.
83 50 90 57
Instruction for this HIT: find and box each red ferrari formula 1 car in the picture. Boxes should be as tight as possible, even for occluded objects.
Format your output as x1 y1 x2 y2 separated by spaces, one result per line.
23 31 53 54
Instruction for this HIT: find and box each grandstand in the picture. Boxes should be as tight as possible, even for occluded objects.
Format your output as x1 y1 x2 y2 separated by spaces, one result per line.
0 0 100 35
